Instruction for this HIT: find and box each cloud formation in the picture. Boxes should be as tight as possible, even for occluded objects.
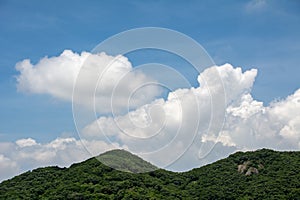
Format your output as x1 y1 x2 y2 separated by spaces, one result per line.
8 51 300 181
16 50 161 114
0 154 18 182
208 89 300 150
80 63 299 170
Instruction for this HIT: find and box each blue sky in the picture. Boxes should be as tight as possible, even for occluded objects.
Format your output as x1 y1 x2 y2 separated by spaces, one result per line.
0 0 299 143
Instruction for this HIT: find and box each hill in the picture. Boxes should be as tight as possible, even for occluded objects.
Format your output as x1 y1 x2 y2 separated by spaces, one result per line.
96 149 157 173
0 149 299 199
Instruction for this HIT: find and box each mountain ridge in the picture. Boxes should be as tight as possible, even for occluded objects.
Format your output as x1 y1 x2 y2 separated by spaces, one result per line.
0 148 299 199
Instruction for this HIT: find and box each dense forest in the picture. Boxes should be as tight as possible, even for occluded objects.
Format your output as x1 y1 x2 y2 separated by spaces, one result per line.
0 149 299 199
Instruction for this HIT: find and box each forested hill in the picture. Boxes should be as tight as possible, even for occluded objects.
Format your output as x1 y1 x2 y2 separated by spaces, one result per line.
0 149 299 199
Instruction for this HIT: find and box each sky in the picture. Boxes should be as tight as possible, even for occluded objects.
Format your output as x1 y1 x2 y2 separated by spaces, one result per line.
0 0 300 181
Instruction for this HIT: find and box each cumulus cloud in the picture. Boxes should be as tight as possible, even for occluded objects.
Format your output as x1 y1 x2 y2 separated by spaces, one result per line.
16 138 38 148
80 64 261 169
16 50 161 114
219 89 300 151
79 63 299 171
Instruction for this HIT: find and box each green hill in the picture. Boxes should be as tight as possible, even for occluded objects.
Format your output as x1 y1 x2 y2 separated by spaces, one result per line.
96 149 157 173
0 149 299 199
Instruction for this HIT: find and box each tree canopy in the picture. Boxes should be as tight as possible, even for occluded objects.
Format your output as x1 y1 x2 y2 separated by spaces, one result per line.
0 149 299 199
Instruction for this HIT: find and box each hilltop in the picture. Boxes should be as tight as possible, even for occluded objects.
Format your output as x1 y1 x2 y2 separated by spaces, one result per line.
96 149 157 173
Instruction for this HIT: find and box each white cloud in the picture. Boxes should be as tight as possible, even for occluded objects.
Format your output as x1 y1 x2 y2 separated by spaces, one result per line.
202 131 236 147
16 50 161 114
226 93 265 119
79 63 300 171
80 64 261 170
0 154 19 182
220 89 300 151
16 138 38 148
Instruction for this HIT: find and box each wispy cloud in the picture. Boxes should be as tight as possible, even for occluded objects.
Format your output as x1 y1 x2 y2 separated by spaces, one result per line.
245 0 267 12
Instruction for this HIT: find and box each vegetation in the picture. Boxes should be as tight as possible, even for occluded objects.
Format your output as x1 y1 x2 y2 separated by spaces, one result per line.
0 149 299 199
96 149 157 173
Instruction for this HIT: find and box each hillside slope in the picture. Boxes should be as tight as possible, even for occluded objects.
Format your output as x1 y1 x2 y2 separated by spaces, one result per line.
0 149 299 199
96 149 157 173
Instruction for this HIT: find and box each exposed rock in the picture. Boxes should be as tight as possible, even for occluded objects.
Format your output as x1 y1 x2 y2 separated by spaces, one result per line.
237 161 251 173
238 164 247 173
245 167 259 176
237 161 261 176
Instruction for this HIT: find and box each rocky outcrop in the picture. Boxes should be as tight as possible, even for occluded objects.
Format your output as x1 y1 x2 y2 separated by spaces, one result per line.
245 167 259 176
238 161 251 173
237 161 262 176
